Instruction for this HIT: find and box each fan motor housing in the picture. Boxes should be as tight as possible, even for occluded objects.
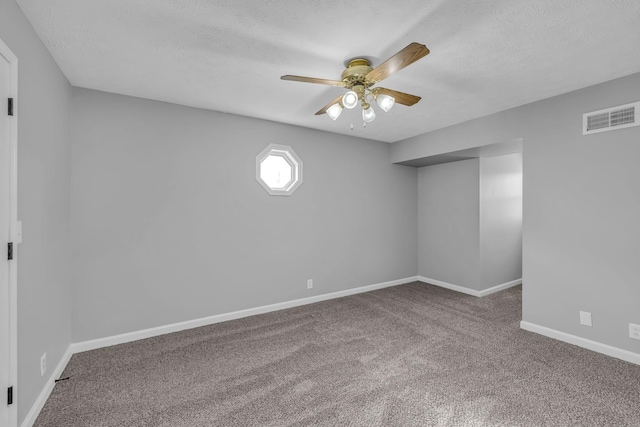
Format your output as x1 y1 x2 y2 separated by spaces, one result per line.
341 58 373 87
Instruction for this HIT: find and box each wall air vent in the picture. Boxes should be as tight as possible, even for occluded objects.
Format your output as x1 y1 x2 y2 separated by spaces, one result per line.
583 101 640 135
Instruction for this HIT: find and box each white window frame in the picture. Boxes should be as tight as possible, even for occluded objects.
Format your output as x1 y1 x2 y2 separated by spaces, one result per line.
256 144 303 196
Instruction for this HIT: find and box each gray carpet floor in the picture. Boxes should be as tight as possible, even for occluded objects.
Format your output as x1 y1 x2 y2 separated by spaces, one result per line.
35 282 640 426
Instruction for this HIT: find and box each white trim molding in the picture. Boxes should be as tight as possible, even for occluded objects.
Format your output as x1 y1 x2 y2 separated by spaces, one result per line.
20 346 73 427
72 276 420 354
520 321 640 366
0 36 19 427
477 278 523 297
417 276 522 297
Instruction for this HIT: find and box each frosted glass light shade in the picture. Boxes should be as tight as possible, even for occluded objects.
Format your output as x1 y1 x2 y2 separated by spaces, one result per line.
375 94 395 112
342 91 358 109
362 105 376 122
326 103 342 120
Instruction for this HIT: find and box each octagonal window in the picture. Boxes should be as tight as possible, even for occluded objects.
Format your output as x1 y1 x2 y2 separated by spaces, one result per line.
260 154 293 190
256 144 303 196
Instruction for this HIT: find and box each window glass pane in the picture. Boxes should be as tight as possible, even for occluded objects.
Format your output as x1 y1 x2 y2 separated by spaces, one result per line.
260 154 292 189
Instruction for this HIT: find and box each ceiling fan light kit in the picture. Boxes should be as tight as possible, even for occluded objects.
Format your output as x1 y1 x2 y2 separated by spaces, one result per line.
362 104 376 122
281 42 429 124
375 93 395 112
342 91 359 109
327 103 343 120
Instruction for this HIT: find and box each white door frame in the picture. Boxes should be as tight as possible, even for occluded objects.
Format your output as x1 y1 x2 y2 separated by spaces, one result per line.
0 36 18 427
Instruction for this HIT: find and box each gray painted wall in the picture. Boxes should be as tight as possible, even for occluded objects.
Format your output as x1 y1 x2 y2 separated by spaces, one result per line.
70 88 418 342
418 159 480 289
417 154 522 292
479 153 522 288
0 1 73 424
394 72 640 354
4 2 639 418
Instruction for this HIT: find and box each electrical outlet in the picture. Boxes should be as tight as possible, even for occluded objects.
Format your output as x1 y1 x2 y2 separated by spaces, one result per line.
307 279 313 289
40 352 47 376
630 323 640 341
579 311 592 327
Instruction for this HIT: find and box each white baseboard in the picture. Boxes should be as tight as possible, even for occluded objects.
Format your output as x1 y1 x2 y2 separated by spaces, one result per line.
71 276 420 354
477 278 522 297
520 321 640 366
417 276 522 297
21 345 73 427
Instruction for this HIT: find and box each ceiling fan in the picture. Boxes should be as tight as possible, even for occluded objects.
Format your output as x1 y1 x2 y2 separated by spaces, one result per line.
281 42 430 123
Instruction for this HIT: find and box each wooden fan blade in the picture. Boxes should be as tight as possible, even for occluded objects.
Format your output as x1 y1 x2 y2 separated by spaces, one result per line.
367 42 430 83
375 88 421 106
315 95 344 115
281 75 345 87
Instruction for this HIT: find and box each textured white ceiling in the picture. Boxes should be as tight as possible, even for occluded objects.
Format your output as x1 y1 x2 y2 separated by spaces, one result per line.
16 0 640 142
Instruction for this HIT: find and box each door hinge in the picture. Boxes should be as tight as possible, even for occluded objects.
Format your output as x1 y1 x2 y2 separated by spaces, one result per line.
7 242 13 260
7 386 13 405
8 98 13 116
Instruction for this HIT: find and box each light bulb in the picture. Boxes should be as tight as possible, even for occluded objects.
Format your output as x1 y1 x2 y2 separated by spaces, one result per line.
342 91 358 109
362 105 376 122
326 103 342 120
375 94 395 112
